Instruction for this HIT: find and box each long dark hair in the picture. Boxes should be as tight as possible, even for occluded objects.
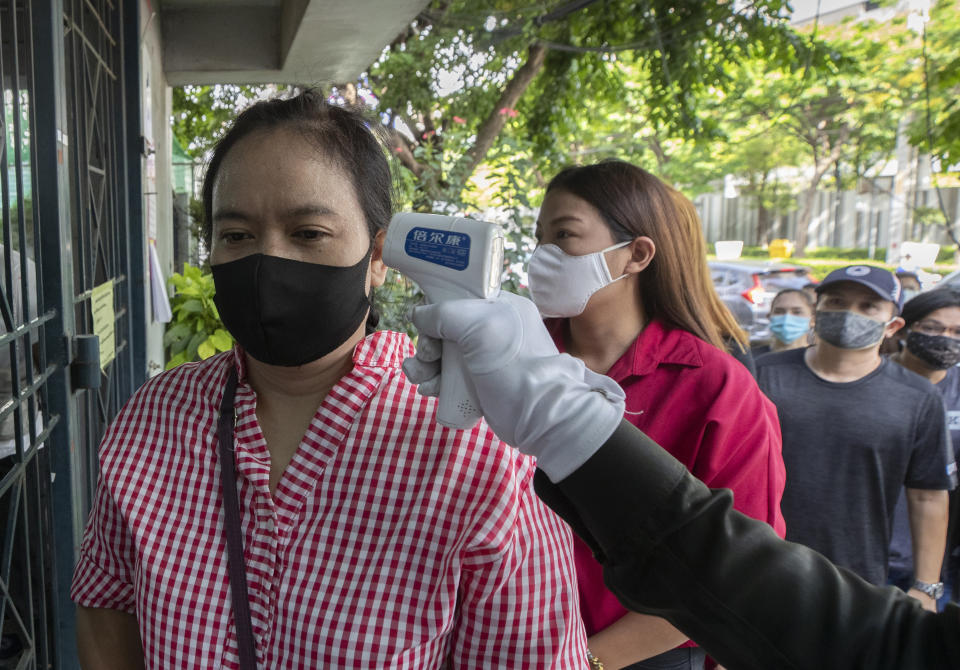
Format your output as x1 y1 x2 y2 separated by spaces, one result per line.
201 90 392 331
546 160 748 352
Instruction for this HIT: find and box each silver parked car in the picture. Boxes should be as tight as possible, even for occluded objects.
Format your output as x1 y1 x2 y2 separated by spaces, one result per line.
709 261 816 343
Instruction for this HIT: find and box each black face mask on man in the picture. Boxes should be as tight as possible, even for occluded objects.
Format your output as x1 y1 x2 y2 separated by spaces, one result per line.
905 331 960 370
212 251 371 367
814 309 890 350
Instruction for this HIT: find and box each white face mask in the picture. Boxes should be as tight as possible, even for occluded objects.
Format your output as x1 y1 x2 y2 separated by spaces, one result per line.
527 241 632 318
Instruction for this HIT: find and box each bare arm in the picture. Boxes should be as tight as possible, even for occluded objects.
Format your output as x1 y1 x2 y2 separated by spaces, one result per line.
76 606 144 670
588 613 689 668
905 487 949 612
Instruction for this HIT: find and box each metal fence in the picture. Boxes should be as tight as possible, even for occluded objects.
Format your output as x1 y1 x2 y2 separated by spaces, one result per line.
696 183 960 253
0 0 144 667
63 0 137 517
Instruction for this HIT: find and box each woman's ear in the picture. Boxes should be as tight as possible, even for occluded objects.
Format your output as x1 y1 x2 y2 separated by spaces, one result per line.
369 229 388 289
623 236 655 275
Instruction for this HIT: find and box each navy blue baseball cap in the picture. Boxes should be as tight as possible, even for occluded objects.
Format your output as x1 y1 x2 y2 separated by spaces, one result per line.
816 265 903 311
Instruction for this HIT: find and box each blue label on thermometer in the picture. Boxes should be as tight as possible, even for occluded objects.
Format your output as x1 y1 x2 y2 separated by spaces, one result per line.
404 227 471 271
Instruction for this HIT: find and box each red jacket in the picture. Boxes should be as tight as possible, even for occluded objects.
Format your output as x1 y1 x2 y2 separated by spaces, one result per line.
548 318 787 639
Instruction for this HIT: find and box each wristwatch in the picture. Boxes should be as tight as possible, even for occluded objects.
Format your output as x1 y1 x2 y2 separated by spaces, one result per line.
586 650 604 670
911 580 945 600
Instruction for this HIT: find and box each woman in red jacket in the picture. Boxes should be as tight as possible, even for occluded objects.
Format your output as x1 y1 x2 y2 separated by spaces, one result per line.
528 160 786 670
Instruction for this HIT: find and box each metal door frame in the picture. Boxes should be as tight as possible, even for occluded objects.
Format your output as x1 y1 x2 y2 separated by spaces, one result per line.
24 0 145 667
0 2 69 668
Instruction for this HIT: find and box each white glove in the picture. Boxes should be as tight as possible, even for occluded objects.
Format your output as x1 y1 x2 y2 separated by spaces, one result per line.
403 292 625 481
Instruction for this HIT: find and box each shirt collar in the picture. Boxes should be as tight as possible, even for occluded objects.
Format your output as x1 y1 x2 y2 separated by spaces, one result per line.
624 319 705 377
351 330 416 368
547 318 705 381
231 330 414 381
232 345 248 382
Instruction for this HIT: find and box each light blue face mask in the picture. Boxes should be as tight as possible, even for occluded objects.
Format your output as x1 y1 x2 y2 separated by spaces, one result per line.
769 313 811 344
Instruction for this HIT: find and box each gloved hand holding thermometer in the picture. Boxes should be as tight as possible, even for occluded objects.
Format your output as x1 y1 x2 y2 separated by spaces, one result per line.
402 292 626 481
383 213 504 429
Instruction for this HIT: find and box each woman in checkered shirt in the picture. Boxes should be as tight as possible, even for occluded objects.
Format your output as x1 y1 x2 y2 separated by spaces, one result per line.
71 91 588 669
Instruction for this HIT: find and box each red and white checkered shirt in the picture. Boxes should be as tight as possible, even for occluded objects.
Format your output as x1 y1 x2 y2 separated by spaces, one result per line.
72 330 588 669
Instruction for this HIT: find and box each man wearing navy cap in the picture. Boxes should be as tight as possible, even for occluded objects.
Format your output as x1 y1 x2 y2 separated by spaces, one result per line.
757 265 955 611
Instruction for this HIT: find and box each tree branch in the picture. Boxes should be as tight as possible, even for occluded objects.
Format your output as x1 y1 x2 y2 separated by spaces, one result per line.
648 136 669 168
464 43 548 178
384 127 425 178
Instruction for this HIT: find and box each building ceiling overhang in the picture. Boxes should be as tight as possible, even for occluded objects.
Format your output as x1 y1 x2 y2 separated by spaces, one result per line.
158 0 428 86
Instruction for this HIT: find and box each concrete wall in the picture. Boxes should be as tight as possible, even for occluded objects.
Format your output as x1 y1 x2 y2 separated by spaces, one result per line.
140 0 174 376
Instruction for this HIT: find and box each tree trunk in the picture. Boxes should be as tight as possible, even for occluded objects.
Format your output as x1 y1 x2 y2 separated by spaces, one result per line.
464 43 547 178
795 162 836 256
755 172 769 245
757 204 770 247
794 130 850 257
386 131 425 178
648 136 669 169
794 185 818 257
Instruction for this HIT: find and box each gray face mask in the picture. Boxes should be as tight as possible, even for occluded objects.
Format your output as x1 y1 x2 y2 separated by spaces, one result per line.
815 310 889 350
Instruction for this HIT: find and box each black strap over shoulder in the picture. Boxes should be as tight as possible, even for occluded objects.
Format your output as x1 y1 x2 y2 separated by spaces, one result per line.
217 366 258 670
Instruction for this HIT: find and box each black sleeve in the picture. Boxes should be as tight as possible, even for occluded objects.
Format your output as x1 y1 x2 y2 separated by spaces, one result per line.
728 339 757 378
535 420 960 670
905 391 955 490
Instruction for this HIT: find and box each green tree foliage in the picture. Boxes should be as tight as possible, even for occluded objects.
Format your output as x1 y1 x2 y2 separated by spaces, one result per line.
169 1 960 341
172 85 276 160
355 0 821 329
910 0 960 166
722 133 806 245
713 15 916 254
369 0 813 198
666 3 960 254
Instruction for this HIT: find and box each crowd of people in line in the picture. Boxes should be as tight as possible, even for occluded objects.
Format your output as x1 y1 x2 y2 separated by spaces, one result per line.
751 272 960 617
50 90 960 669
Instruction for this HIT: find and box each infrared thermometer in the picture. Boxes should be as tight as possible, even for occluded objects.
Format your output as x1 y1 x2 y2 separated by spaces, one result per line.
383 213 504 429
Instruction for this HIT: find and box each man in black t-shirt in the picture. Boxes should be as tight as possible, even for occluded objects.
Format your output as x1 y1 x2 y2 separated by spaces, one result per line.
757 265 953 611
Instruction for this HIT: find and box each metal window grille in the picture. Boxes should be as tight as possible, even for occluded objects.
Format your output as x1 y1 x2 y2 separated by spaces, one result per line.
63 0 135 509
0 0 143 667
0 2 60 668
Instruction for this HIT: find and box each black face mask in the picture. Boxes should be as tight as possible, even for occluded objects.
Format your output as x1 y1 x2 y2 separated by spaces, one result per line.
815 309 889 350
905 331 960 370
212 252 371 366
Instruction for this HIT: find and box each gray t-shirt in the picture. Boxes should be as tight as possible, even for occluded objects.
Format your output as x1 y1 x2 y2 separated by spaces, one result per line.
757 348 954 585
888 364 960 573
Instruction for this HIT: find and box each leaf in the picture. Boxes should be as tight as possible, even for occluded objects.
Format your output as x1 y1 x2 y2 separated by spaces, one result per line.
170 335 190 356
177 283 204 298
162 322 191 347
179 299 203 314
186 332 206 360
168 274 186 292
165 351 189 370
210 328 233 352
185 264 204 281
197 338 216 360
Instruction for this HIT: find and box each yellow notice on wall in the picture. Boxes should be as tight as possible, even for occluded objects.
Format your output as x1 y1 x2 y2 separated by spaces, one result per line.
91 280 116 372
